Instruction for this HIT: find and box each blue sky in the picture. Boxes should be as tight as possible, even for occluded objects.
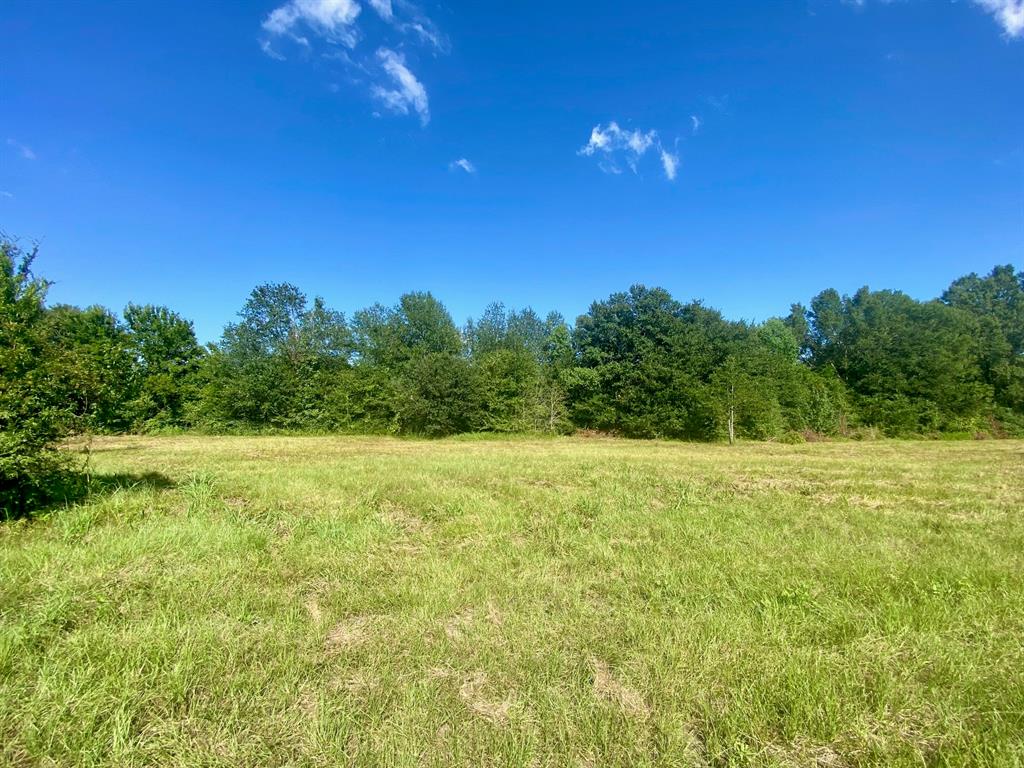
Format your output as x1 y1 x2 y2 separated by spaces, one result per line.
2 0 1022 342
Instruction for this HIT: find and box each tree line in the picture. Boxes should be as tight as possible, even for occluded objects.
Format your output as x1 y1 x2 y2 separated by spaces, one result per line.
3 236 1022 514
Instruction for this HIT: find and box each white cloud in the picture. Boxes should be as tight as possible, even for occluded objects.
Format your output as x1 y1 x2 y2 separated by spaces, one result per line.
660 150 679 181
371 48 429 124
450 158 476 174
972 0 1024 37
260 39 286 60
263 0 362 47
578 122 678 181
367 0 393 20
626 129 657 155
0 191 13 199
260 0 443 125
579 125 612 154
846 0 1022 38
580 123 656 165
402 20 447 51
690 115 702 134
7 138 36 160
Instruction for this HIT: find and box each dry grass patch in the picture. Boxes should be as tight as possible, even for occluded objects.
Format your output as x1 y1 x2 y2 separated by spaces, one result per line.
325 616 371 652
458 671 515 725
590 658 650 720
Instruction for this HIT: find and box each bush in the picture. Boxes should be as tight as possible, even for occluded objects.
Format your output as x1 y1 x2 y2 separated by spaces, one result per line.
0 442 79 517
0 239 79 517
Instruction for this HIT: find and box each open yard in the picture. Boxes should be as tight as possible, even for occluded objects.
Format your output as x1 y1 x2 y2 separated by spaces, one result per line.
1 436 1023 767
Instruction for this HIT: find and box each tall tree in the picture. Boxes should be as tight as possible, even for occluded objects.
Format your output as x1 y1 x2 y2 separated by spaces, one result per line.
464 304 569 433
124 303 205 428
942 265 1024 416
200 283 351 429
572 286 738 438
42 304 137 432
354 291 461 369
805 287 990 433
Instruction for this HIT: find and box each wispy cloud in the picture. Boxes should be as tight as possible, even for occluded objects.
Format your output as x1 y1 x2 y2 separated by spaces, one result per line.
262 0 362 47
579 122 679 181
0 191 14 200
972 0 1024 37
390 0 448 52
367 0 393 21
371 48 429 124
690 115 702 134
401 20 447 51
705 94 731 114
260 0 445 125
843 0 1023 38
660 150 679 181
7 138 36 160
260 39 286 60
449 158 476 174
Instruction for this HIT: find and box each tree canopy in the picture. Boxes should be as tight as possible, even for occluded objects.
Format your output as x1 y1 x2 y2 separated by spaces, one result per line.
4 235 1022 515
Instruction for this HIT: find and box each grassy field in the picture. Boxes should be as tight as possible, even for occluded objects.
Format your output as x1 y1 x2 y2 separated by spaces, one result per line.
1 436 1023 767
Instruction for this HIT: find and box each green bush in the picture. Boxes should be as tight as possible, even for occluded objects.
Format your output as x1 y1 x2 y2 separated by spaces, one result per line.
0 240 79 517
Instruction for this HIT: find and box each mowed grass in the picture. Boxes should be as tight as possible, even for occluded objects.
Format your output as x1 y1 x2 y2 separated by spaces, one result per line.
1 437 1023 767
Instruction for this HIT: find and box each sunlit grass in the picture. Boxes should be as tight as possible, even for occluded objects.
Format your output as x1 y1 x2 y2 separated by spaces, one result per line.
2 436 1023 766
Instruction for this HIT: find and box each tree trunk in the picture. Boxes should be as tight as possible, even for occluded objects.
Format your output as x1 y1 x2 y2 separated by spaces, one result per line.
728 383 735 445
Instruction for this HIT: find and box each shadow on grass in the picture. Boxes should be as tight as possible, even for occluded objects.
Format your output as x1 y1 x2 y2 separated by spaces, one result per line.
3 471 176 521
87 471 176 494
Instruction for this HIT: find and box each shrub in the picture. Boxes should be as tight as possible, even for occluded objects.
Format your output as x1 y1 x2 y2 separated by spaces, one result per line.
0 239 79 517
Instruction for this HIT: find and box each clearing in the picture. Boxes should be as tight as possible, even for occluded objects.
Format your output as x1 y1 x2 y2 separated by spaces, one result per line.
2 436 1022 766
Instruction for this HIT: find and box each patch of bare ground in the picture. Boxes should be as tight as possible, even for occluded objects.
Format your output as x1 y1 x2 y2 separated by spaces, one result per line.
425 666 452 681
325 616 370 652
305 597 323 625
591 658 650 720
444 608 475 641
378 499 428 535
444 603 502 641
763 741 844 767
727 474 920 511
459 671 514 725
484 601 503 627
296 686 319 719
330 670 375 696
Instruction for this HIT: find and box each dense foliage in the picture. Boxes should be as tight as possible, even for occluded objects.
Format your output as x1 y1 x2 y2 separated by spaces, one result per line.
3 233 1022 513
1 242 78 515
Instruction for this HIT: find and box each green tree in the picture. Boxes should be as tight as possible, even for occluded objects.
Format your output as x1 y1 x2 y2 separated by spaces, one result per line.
354 292 461 369
0 241 77 515
465 304 569 433
351 292 470 435
124 303 204 428
395 353 481 436
942 265 1024 421
200 283 351 429
571 286 737 438
475 347 542 432
42 304 137 432
806 287 990 434
539 313 575 433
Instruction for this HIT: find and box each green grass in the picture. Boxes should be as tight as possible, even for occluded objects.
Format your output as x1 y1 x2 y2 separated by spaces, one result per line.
2 436 1023 767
